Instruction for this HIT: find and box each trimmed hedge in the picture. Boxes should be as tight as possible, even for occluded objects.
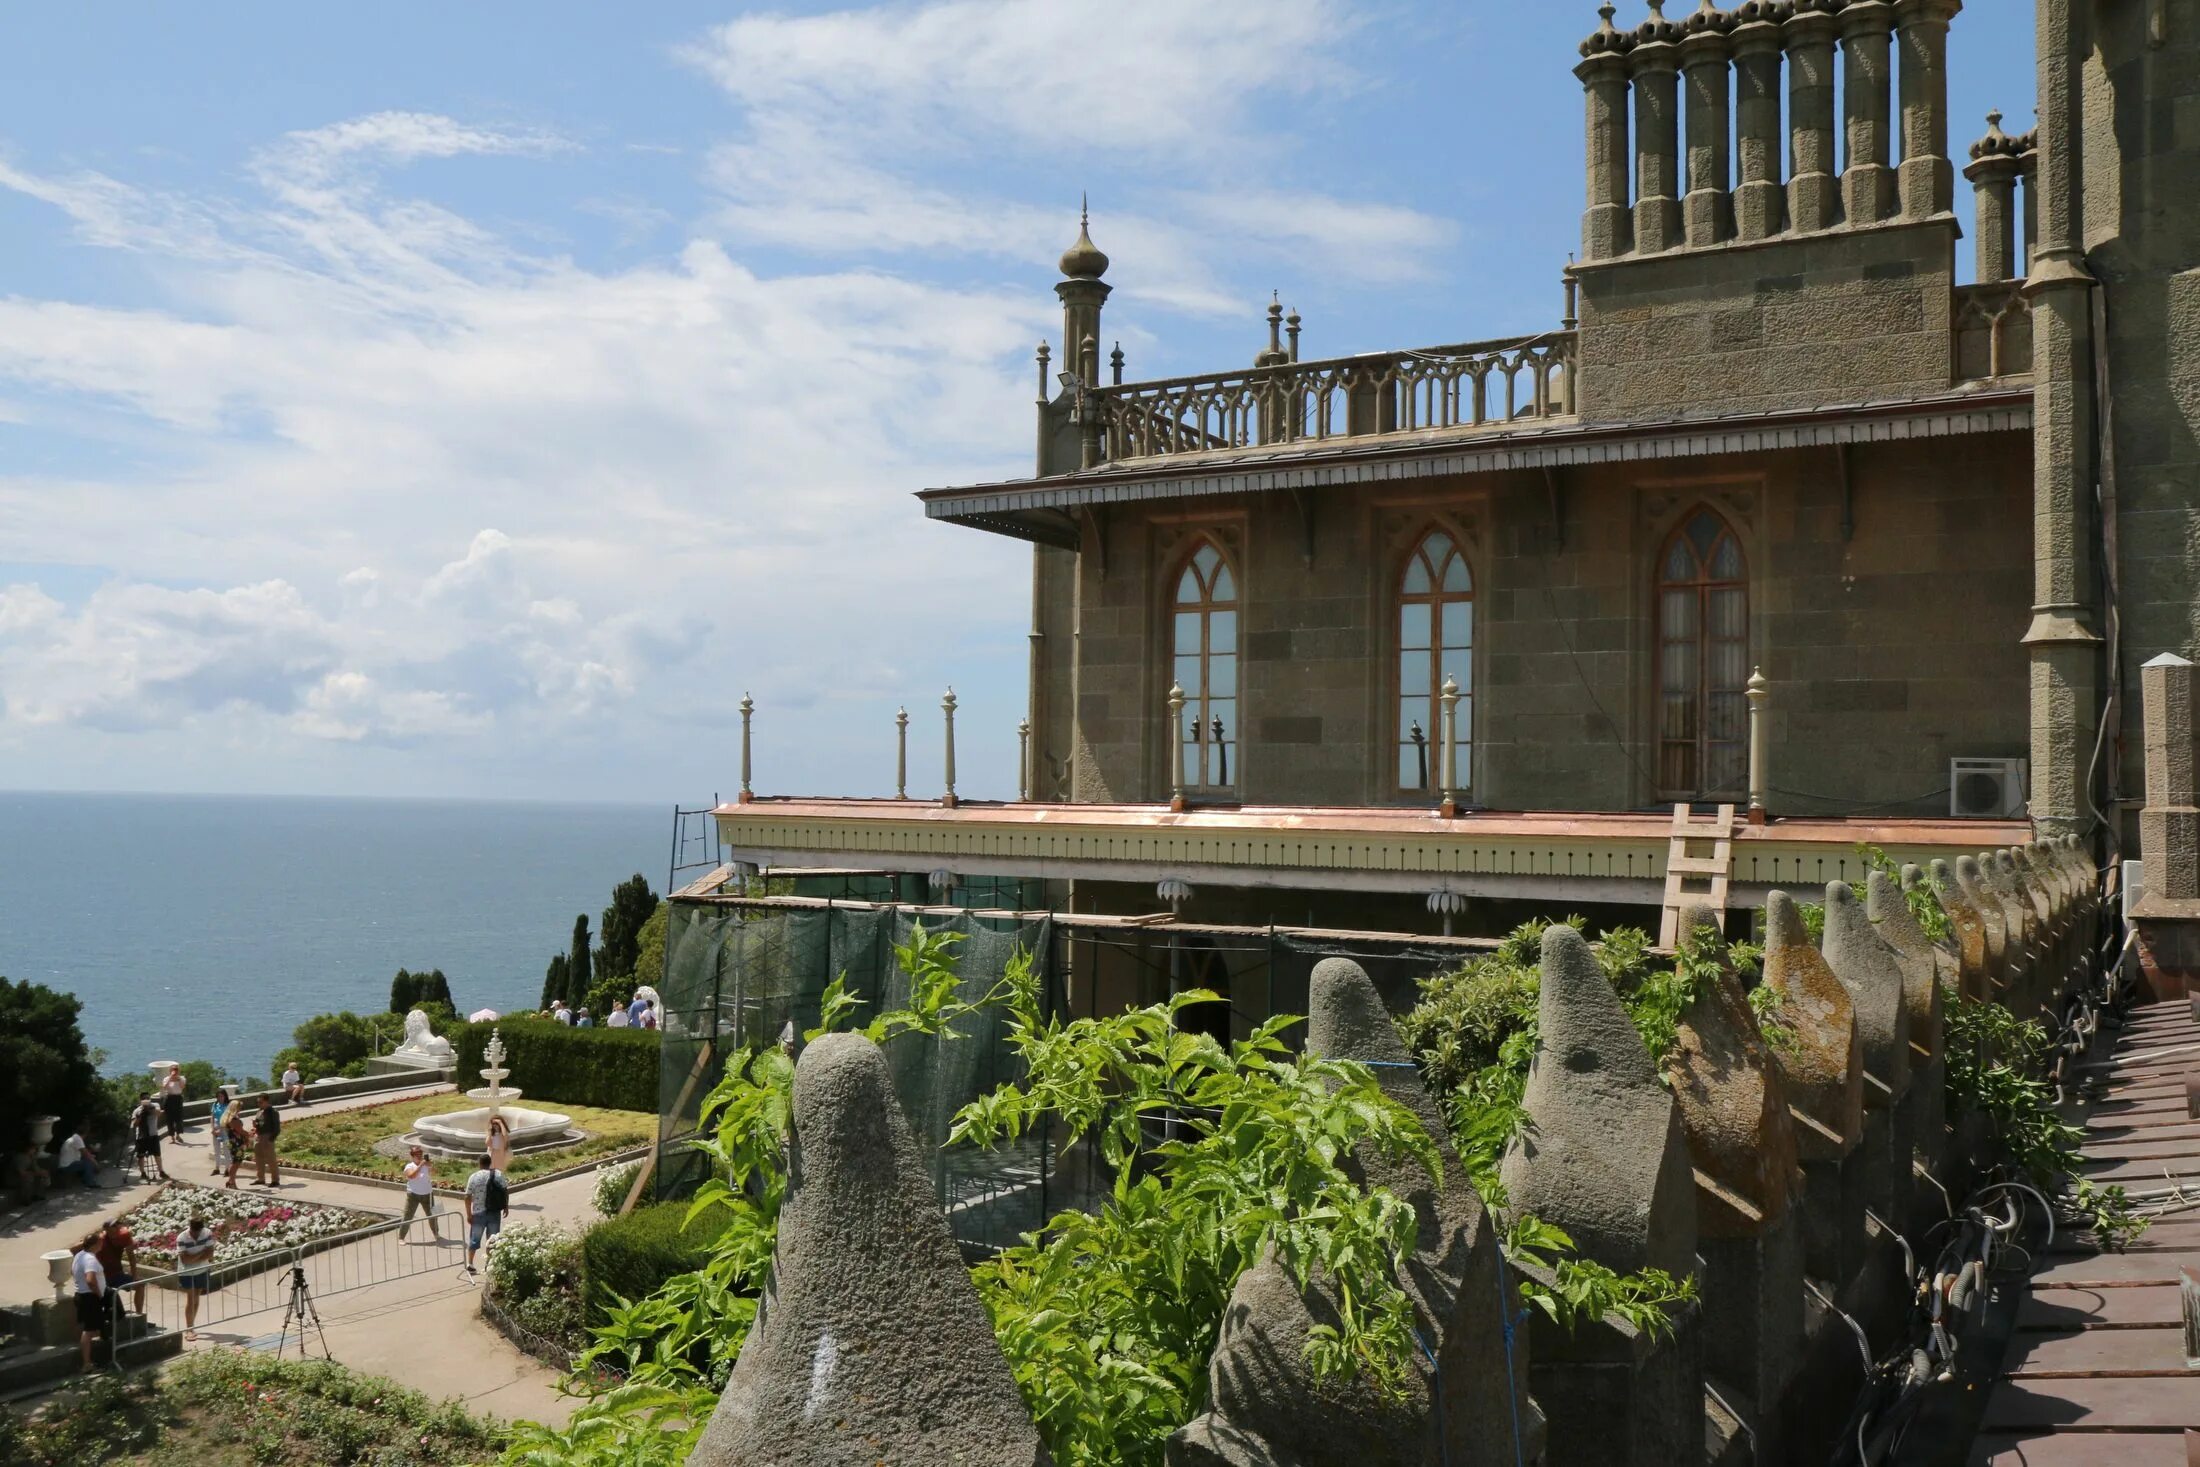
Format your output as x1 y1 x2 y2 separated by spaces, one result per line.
457 1018 658 1113
581 1200 730 1325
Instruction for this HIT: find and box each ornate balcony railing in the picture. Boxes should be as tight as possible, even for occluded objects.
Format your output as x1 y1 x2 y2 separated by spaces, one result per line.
1953 281 2032 383
1092 332 1575 464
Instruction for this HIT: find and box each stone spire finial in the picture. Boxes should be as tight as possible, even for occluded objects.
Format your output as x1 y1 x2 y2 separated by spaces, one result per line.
1176 957 1542 1467
1666 906 1799 1235
1500 925 1697 1278
1253 292 1289 368
1927 858 1990 998
1580 1 1634 54
1820 880 1910 1098
1760 890 1862 1157
1867 871 1944 1059
1058 195 1109 280
692 1034 1048 1465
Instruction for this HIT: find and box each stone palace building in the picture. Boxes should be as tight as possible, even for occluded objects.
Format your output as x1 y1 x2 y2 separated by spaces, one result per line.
663 3 2198 1462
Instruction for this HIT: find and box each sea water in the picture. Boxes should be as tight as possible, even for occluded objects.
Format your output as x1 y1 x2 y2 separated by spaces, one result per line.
0 790 666 1079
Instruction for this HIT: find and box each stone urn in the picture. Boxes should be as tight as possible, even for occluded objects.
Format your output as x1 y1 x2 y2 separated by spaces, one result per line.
42 1249 72 1301
29 1114 56 1147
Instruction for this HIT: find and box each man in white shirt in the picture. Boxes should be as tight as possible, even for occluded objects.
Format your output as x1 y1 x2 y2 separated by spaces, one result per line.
71 1230 108 1371
606 1004 631 1029
552 1000 572 1025
282 1064 306 1105
56 1125 100 1188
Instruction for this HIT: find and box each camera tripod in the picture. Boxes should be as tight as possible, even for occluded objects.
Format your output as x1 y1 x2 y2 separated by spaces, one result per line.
275 1261 332 1360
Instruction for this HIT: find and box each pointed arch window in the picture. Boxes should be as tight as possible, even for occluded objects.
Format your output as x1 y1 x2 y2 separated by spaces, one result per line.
1172 540 1238 793
1656 508 1748 798
1397 530 1473 793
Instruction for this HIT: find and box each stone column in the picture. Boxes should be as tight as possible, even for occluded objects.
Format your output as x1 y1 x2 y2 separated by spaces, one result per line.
1893 0 1962 218
1629 4 1686 254
1680 3 1735 248
1838 0 1899 225
1730 8 1786 240
2023 0 2102 837
2141 655 2199 902
2018 132 2038 270
1578 6 1636 261
1667 907 1803 1464
2131 656 2200 999
1964 113 2022 282
1782 1 1841 233
1502 925 1704 1467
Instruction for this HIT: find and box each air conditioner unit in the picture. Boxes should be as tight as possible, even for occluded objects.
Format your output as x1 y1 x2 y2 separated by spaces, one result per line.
1950 757 2028 818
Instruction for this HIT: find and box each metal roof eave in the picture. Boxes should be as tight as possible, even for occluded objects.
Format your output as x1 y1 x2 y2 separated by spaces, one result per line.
919 388 2034 543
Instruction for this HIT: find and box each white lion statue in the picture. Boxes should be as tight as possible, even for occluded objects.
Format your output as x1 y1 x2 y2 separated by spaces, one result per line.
389 1008 456 1067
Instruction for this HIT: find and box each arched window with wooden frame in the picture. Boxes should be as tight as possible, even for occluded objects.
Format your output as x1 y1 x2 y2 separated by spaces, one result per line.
1396 529 1473 794
1655 507 1748 799
1171 538 1239 794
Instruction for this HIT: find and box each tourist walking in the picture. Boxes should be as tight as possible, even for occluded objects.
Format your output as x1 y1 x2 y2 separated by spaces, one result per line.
606 1002 631 1029
176 1211 219 1341
130 1095 167 1182
209 1087 231 1175
251 1095 283 1187
461 1152 508 1275
486 1113 512 1175
219 1110 247 1189
282 1063 306 1106
94 1216 145 1318
550 998 572 1025
55 1125 100 1188
159 1063 187 1142
399 1145 440 1243
575 1007 593 1028
71 1229 108 1372
626 992 648 1026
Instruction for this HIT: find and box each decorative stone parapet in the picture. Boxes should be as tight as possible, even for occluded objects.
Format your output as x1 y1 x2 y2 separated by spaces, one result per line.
692 1033 1049 1466
1667 905 1803 1462
1761 891 1864 1290
1172 958 1543 1467
1503 923 1703 1467
1820 881 1912 1231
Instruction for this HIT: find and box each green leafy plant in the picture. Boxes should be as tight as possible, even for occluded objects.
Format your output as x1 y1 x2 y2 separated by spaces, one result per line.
953 987 1434 1467
1503 1214 1697 1339
1944 991 2146 1249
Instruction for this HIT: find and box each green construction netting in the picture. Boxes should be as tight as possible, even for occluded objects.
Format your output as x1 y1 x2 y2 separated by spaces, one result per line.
652 899 1480 1249
654 902 1057 1251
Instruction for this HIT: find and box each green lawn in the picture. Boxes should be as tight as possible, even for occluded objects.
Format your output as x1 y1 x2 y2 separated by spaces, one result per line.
277 1093 655 1187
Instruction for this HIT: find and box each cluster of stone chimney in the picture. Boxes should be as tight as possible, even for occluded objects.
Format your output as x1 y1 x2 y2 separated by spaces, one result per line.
1577 0 2037 269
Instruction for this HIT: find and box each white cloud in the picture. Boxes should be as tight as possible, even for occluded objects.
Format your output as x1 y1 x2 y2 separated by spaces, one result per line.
0 6 1454 796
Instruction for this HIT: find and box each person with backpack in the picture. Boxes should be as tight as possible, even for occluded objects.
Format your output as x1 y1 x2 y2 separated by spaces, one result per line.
251 1094 283 1187
130 1094 167 1182
461 1151 508 1275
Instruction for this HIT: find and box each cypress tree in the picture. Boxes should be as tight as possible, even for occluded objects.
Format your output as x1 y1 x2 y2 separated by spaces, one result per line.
541 953 570 1010
597 874 660 982
389 969 419 1014
568 914 593 1005
420 969 454 1008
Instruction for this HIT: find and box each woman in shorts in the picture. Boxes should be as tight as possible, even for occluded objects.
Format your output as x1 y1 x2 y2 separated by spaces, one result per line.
176 1212 219 1341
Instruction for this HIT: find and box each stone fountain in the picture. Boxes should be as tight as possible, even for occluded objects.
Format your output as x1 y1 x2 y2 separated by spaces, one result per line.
410 1029 576 1158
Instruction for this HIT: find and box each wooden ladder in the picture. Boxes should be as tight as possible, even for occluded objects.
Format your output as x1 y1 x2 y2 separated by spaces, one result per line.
1659 802 1736 947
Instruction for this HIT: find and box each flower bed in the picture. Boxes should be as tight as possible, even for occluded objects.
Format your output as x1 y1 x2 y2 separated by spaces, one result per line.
120 1182 381 1273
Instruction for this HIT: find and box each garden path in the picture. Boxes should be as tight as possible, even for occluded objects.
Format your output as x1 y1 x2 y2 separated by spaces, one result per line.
6 1081 607 1430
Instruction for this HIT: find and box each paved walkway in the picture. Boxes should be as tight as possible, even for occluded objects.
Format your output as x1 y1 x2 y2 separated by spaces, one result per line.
1970 997 2200 1465
5 1082 605 1429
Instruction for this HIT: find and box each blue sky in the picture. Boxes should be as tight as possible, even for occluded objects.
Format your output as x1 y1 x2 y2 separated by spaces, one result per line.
0 1 2035 804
